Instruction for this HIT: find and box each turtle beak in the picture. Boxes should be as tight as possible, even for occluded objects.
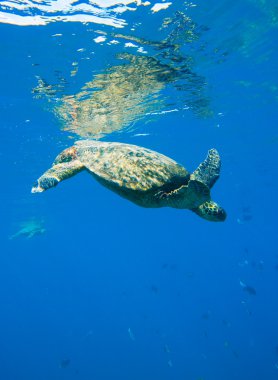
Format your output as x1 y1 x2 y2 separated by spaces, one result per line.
31 181 45 193
31 176 59 193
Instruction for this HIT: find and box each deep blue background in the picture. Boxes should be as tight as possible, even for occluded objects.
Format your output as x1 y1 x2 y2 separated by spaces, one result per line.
0 1 277 379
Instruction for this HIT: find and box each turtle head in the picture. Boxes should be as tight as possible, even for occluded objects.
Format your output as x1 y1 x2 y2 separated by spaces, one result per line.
31 146 84 194
31 176 59 193
192 200 227 222
31 146 77 193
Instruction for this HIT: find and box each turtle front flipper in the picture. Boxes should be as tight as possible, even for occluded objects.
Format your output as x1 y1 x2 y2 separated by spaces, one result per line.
192 149 221 189
192 201 227 222
31 160 84 193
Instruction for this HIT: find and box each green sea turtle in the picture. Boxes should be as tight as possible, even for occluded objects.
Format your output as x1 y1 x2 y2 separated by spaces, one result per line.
31 141 226 222
9 219 46 240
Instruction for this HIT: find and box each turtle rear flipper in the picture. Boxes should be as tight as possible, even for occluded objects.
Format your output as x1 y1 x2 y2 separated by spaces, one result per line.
192 201 227 222
192 149 221 189
31 160 84 193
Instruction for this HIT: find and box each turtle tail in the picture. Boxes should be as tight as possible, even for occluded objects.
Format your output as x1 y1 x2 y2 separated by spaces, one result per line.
192 148 220 189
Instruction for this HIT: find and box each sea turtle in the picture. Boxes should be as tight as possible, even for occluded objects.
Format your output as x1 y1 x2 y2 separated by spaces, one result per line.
9 219 46 239
31 141 226 222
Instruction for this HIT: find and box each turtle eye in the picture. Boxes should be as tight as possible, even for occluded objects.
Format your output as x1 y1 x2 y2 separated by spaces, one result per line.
61 153 73 163
54 152 71 164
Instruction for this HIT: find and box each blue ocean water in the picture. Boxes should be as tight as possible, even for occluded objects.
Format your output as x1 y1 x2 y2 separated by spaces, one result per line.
0 1 277 379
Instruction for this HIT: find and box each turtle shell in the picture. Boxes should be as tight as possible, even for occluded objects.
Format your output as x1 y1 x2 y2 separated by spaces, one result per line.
74 140 189 192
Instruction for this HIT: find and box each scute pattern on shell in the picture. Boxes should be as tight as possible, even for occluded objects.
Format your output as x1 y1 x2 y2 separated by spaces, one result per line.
75 140 189 192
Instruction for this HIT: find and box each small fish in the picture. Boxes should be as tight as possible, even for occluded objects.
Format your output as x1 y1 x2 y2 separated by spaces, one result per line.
151 284 159 294
164 344 170 353
201 311 211 320
59 358 70 368
128 327 135 341
232 350 239 359
239 280 256 295
243 285 256 295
